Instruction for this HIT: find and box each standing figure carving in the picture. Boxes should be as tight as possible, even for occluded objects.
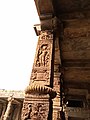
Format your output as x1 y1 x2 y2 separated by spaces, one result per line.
36 44 49 67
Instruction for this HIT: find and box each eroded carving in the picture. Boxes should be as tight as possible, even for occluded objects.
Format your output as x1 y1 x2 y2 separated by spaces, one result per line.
22 103 49 120
22 30 54 119
39 31 53 40
31 103 49 120
22 103 32 120
36 44 49 67
30 69 50 84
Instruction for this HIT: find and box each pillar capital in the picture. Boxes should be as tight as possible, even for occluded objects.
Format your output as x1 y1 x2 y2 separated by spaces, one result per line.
34 16 63 36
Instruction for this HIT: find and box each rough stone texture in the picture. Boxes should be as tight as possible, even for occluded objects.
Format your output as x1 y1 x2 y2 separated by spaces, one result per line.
22 94 49 120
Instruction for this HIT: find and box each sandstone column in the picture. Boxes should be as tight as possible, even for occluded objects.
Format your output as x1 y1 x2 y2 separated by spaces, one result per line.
21 30 56 120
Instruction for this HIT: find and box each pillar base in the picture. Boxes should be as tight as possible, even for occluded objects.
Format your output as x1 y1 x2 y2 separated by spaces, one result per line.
22 94 49 120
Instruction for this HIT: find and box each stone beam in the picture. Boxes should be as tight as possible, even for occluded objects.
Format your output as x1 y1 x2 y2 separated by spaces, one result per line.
65 107 90 119
34 0 54 20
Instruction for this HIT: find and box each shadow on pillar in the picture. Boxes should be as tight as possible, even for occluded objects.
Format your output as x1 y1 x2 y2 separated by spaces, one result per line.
60 111 65 120
48 99 53 120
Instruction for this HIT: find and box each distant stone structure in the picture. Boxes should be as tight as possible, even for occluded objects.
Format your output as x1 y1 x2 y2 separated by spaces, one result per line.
0 89 24 120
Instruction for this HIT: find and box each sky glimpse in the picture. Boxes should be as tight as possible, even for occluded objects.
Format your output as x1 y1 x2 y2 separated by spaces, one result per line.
0 0 40 90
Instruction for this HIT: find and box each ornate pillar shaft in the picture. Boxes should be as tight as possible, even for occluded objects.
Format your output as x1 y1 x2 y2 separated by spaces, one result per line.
22 30 56 120
30 30 54 86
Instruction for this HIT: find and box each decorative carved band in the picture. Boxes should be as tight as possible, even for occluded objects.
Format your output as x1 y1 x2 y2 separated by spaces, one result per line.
39 31 53 40
25 83 57 99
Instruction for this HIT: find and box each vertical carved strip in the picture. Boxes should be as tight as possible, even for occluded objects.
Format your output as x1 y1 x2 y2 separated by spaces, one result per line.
30 30 53 86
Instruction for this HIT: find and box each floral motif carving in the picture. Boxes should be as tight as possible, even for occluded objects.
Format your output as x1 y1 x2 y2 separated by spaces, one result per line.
22 103 49 120
31 103 49 120
22 103 32 120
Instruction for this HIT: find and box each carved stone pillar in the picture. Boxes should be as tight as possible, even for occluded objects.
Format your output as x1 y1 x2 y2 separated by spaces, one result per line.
3 96 14 120
21 30 57 120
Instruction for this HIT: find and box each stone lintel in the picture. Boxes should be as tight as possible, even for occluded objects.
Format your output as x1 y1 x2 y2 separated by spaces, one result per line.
65 107 90 119
34 0 54 18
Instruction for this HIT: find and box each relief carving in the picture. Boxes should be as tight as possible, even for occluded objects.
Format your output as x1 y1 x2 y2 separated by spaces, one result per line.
36 44 49 67
30 69 49 84
39 31 53 40
22 103 49 120
22 103 32 120
22 30 53 119
30 103 49 120
30 30 53 86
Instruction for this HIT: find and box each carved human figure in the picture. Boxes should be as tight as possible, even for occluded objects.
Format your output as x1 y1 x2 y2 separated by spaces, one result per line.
36 44 49 67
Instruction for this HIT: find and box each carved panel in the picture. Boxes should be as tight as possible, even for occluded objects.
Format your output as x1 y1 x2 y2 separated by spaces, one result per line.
30 31 53 86
22 102 32 120
39 31 53 40
22 101 49 120
31 103 49 120
35 44 50 67
30 69 50 84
